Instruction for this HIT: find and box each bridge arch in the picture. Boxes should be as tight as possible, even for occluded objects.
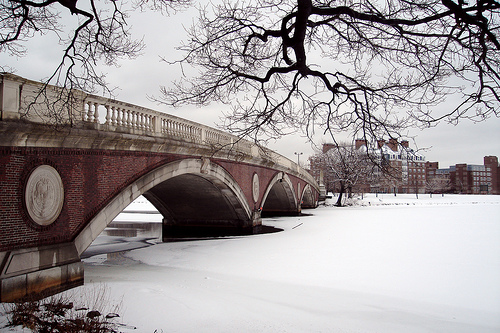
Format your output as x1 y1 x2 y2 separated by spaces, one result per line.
75 158 252 255
261 172 299 217
300 184 317 209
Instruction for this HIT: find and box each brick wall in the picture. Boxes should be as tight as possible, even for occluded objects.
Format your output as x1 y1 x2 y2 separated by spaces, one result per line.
0 147 180 251
1 147 316 252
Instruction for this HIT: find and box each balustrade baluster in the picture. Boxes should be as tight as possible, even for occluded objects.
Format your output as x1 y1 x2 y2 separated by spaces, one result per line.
105 105 110 125
83 102 89 121
111 106 116 126
128 111 134 129
116 108 121 126
125 109 131 128
140 113 145 130
118 109 122 127
140 113 144 130
104 104 111 125
93 103 99 123
86 101 93 122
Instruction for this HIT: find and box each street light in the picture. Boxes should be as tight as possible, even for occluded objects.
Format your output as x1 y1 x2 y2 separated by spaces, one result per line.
294 152 303 165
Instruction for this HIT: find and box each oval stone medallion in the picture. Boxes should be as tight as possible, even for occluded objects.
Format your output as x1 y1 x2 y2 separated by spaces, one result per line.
25 165 64 226
252 173 260 203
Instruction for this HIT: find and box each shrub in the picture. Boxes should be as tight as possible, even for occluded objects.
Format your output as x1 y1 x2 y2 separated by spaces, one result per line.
3 285 126 332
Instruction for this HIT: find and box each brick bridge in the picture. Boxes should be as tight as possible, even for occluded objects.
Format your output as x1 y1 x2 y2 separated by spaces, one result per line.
0 74 319 302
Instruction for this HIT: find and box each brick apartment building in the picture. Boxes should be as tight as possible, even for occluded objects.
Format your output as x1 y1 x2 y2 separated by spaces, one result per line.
358 138 427 194
427 156 500 194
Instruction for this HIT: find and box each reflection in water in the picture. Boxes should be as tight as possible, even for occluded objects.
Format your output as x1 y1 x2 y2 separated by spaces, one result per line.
104 222 162 239
81 221 162 259
83 219 283 260
103 251 141 265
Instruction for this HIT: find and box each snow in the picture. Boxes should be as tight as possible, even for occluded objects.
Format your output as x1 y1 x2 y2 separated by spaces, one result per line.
3 194 500 332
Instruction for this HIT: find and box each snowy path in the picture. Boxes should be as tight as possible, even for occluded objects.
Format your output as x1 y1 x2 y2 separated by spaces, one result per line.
78 194 500 332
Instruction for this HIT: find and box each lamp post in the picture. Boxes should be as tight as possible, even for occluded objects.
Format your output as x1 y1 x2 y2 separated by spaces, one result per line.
294 152 303 165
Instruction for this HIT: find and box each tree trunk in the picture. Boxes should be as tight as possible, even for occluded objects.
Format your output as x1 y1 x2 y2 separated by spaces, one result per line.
335 182 345 207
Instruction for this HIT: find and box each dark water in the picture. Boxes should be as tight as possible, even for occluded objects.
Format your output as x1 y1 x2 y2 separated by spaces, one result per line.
82 219 282 259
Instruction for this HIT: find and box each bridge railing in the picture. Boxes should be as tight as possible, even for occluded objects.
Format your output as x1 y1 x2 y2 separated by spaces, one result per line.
0 73 318 189
82 95 254 154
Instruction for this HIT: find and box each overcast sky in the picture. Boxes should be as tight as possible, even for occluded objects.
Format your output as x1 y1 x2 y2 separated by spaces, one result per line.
2 3 499 169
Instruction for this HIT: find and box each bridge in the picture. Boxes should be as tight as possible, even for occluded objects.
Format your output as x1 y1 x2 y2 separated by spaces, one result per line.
0 73 319 302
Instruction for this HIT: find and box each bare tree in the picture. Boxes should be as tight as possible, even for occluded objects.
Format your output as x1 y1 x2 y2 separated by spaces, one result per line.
426 175 452 195
162 0 500 144
318 143 374 206
1 0 190 122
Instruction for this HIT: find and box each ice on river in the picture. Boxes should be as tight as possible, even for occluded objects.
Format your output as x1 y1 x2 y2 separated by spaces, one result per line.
5 194 500 332
80 194 500 332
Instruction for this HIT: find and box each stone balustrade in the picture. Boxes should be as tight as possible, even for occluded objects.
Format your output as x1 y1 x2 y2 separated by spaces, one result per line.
82 96 242 149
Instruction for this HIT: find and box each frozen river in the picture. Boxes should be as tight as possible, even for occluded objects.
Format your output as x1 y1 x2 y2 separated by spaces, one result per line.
56 195 500 332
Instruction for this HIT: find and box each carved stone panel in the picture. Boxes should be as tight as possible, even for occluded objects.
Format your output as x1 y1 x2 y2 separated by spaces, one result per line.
25 165 64 226
252 173 260 203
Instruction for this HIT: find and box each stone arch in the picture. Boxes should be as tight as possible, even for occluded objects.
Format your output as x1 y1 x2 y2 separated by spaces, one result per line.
74 158 252 255
260 172 299 217
300 184 317 209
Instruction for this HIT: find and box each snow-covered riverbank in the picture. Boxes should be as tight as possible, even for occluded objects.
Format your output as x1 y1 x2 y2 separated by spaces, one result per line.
3 194 500 332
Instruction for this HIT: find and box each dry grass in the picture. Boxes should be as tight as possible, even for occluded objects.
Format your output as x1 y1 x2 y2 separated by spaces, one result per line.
3 285 128 332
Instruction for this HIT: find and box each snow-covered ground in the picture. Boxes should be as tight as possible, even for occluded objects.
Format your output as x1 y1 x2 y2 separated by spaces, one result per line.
4 194 500 332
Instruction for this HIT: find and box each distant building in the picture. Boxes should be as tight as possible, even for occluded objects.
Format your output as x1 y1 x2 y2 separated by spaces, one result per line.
365 139 426 194
311 140 499 195
425 161 452 194
428 156 500 194
311 139 426 195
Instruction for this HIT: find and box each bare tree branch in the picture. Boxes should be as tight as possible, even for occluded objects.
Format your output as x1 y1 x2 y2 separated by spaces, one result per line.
1 0 190 123
160 0 500 145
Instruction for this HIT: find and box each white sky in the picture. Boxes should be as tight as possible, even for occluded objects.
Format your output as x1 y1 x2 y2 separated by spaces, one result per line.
1 3 499 169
